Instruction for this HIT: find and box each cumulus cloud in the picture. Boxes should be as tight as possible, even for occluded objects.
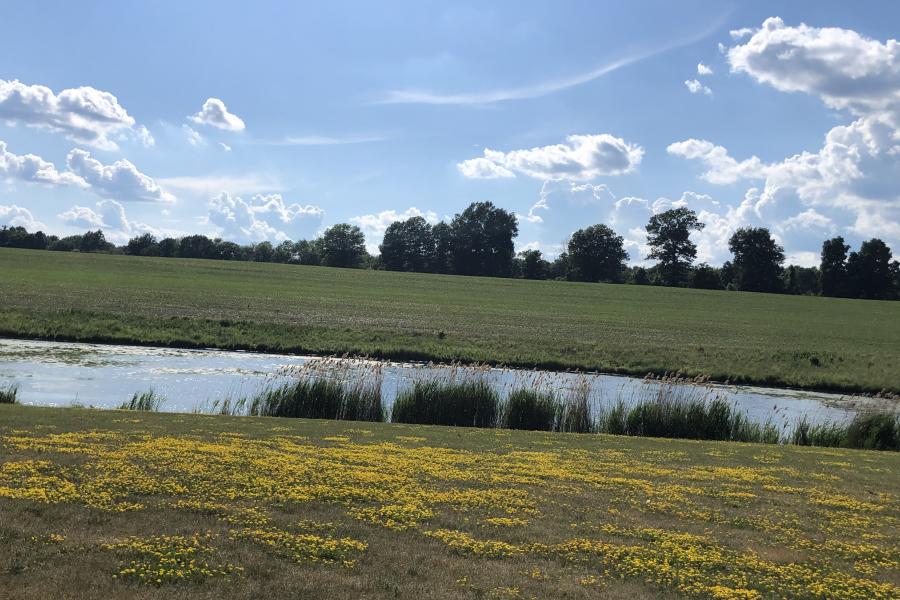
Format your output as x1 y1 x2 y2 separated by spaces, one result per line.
58 200 162 243
0 204 46 230
207 192 324 243
0 79 143 150
684 79 713 96
727 17 900 127
667 139 767 184
697 63 713 76
0 140 87 187
458 134 644 181
729 28 754 40
219 142 232 152
66 149 175 204
57 205 104 229
350 207 439 252
189 98 246 131
671 118 900 257
456 157 514 179
673 17 900 253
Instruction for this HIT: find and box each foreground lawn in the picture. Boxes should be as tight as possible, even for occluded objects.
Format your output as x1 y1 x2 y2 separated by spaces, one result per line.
0 405 898 599
2 249 900 393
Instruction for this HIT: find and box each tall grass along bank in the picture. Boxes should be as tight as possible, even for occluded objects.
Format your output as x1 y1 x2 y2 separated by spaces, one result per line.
249 358 384 422
0 383 17 404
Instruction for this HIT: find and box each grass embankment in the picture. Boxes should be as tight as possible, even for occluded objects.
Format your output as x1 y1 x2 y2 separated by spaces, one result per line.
0 405 898 599
1 248 900 393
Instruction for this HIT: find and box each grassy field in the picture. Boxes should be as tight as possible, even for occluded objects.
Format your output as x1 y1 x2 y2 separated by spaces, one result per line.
0 405 898 599
2 248 900 393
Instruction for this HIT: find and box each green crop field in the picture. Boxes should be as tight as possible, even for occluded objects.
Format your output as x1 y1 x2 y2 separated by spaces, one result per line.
1 404 898 599
1 248 899 393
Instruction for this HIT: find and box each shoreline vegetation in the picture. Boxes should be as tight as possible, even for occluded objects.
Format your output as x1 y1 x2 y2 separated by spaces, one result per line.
9 363 898 450
2 249 900 395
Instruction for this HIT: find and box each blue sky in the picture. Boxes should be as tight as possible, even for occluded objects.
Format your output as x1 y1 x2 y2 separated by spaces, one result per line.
1 1 899 266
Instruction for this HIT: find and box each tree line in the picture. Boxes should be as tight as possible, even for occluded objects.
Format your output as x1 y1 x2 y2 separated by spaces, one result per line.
2 200 898 300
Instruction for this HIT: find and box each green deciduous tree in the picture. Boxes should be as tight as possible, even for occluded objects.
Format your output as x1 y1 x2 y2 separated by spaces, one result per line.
380 216 435 272
318 223 367 268
449 202 518 277
847 238 895 299
646 207 704 286
819 236 850 297
567 224 628 283
727 227 785 293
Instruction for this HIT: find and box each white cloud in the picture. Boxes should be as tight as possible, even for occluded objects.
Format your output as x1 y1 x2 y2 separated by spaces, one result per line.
0 79 142 150
523 180 616 224
727 17 900 128
207 192 324 243
782 208 834 232
456 157 514 179
189 98 245 131
729 27 754 40
0 140 87 187
158 174 284 196
66 148 175 204
219 142 232 152
667 139 766 184
670 117 900 259
350 207 439 252
57 205 104 229
459 134 643 181
0 204 46 230
684 79 713 96
183 125 204 146
58 199 162 243
697 62 713 76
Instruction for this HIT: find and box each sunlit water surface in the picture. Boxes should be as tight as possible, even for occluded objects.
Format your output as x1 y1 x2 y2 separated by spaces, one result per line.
1 338 891 428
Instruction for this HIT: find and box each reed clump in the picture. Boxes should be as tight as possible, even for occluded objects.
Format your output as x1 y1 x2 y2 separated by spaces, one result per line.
391 379 499 427
499 389 560 431
0 383 18 404
120 389 165 411
249 358 384 422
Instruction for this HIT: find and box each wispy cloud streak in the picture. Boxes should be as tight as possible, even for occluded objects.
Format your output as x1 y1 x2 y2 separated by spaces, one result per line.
377 16 727 105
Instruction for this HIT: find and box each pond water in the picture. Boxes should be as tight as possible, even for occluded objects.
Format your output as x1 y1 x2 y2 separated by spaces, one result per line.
0 338 891 429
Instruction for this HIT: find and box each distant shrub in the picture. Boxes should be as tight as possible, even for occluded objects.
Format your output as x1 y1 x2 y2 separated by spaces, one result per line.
120 389 165 411
845 412 899 451
500 389 560 431
0 383 18 404
391 379 498 428
791 417 846 448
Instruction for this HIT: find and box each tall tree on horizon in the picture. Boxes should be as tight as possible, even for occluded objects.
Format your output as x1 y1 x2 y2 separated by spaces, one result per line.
566 224 628 283
380 216 435 272
449 201 518 277
728 227 785 293
645 207 705 286
847 238 896 299
820 236 849 297
318 223 366 268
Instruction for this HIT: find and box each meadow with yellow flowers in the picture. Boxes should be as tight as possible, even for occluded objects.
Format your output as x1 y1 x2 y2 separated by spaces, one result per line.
1 404 898 599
